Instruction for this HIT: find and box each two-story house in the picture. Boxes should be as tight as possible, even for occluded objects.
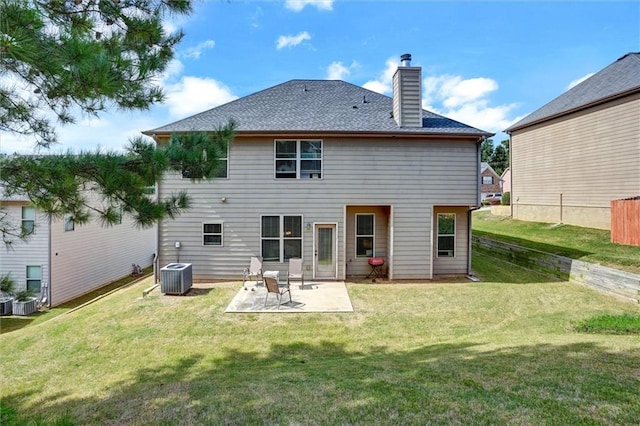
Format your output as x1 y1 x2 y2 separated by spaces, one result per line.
0 190 156 307
145 54 492 281
480 162 502 200
505 52 640 229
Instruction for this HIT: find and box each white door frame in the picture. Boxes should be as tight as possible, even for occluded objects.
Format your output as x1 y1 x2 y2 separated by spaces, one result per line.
313 222 338 280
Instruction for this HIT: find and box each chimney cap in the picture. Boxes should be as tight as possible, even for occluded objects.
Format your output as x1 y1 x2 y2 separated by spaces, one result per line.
400 53 412 66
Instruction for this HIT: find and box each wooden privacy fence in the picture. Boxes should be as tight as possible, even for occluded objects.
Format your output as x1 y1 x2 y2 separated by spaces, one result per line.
611 196 640 246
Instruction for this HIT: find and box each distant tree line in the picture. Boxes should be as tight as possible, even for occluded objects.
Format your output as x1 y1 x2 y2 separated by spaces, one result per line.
481 138 509 176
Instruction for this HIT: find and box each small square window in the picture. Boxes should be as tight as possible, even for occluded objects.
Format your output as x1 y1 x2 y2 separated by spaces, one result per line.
203 223 223 246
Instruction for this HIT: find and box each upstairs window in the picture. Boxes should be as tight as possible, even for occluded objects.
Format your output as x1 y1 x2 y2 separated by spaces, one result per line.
437 213 456 257
182 147 229 179
261 215 302 261
275 140 322 179
482 176 494 185
64 215 75 232
356 213 375 257
21 206 35 235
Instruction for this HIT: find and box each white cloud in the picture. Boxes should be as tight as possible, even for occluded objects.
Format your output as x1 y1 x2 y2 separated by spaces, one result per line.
164 76 237 118
284 0 333 12
276 31 311 50
325 61 360 80
362 57 398 94
422 74 521 133
326 61 349 80
181 40 215 59
567 72 595 90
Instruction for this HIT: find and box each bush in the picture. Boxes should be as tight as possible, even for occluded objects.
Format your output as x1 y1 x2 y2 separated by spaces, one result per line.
502 191 511 205
575 314 640 335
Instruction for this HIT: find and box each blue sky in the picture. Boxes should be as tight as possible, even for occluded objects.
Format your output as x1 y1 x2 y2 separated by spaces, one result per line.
1 0 638 153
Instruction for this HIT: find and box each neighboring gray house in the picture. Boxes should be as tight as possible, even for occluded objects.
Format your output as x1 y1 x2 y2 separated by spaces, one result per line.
506 52 640 229
145 54 492 281
0 191 156 307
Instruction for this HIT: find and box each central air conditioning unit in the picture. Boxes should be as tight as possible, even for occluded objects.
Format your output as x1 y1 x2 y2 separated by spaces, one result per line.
160 263 193 295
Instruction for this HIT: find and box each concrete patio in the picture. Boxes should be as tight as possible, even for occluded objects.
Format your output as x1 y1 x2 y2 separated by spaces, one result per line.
225 281 353 313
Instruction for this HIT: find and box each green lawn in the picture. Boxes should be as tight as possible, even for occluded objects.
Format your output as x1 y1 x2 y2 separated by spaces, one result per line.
473 209 640 274
2 253 640 425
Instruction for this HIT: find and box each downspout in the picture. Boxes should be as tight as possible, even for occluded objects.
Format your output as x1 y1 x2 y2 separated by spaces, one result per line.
508 132 513 218
468 137 485 275
47 214 52 307
152 133 160 283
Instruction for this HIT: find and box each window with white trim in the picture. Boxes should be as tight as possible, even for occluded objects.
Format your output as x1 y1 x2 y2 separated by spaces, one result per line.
261 215 302 261
203 223 223 246
275 140 322 179
26 265 42 292
21 206 35 235
355 213 375 257
482 176 494 185
437 213 456 257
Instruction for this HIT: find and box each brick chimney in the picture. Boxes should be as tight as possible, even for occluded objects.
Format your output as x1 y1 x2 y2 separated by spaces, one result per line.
393 53 422 127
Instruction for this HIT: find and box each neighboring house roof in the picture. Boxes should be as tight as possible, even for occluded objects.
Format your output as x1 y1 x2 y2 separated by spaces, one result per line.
481 162 500 177
506 52 640 132
145 79 492 137
500 167 510 180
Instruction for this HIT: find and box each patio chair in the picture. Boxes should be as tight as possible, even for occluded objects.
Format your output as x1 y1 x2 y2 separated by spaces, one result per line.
264 276 291 309
287 258 304 290
243 256 263 290
36 282 48 310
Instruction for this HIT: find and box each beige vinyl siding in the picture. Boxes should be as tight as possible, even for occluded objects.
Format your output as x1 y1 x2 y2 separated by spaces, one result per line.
511 93 640 229
0 204 49 295
158 136 478 280
345 206 390 277
50 205 155 306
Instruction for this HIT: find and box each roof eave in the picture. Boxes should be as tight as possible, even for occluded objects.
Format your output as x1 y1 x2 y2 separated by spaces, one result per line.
505 86 640 134
145 129 493 140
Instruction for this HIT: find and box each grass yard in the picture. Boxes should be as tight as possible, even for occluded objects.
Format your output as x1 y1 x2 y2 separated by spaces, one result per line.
473 209 640 274
2 253 640 425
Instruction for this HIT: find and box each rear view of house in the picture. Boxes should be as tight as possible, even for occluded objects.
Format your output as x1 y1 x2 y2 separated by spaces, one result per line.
146 54 492 281
506 52 640 230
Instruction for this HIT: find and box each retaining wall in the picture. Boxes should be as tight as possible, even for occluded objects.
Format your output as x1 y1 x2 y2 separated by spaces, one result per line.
473 236 640 304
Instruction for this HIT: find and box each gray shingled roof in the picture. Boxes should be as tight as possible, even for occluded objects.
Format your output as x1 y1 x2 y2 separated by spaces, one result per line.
145 79 491 137
506 52 640 132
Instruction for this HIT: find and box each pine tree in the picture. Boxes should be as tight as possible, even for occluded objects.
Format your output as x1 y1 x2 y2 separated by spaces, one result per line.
0 1 235 243
0 0 191 146
1 126 235 245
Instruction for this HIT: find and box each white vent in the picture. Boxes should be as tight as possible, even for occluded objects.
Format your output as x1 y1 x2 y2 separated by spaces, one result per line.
160 263 193 295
